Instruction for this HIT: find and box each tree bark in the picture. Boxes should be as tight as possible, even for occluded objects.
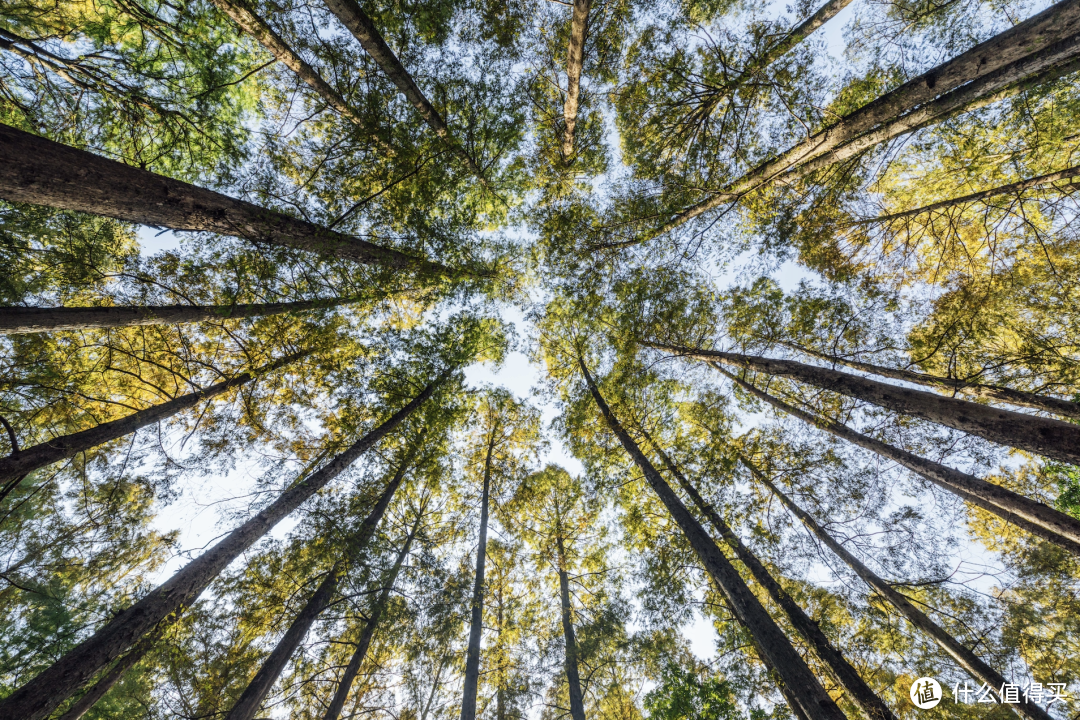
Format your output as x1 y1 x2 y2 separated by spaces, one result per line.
712 364 1080 555
647 340 1080 466
576 356 847 720
53 628 163 720
459 430 495 720
756 0 855 69
226 442 420 720
0 371 447 720
556 530 587 720
207 0 391 152
323 513 422 720
779 341 1080 421
744 458 1055 720
852 164 1080 227
0 123 445 273
561 0 591 163
637 427 896 720
0 297 355 335
646 0 1080 238
0 350 308 487
319 0 490 186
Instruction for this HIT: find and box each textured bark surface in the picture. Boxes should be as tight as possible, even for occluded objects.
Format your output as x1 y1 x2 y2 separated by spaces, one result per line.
713 364 1080 554
651 0 1080 235
225 446 415 720
1 298 352 334
781 342 1080 420
0 373 445 720
0 350 307 485
460 433 494 720
639 429 896 720
649 341 1080 465
54 630 163 720
320 0 489 185
748 461 1055 720
561 0 591 162
323 516 420 720
0 124 441 272
556 534 587 720
577 357 847 720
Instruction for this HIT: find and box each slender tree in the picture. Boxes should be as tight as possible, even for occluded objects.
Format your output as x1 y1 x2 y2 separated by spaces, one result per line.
744 456 1055 720
0 124 447 273
460 427 493 720
576 354 847 720
0 349 309 489
646 340 1080 466
710 363 1080 554
0 297 356 335
561 0 591 163
0 371 448 720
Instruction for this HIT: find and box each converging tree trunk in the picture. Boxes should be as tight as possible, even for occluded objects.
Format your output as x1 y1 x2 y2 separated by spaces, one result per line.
636 426 897 720
0 350 309 489
744 458 1055 720
778 341 1080 421
644 0 1080 239
1 297 356 335
225 440 422 720
576 356 847 720
0 124 445 273
0 372 447 720
460 430 495 720
323 508 423 720
555 521 587 720
319 0 490 186
711 364 1080 555
646 340 1080 466
561 0 591 163
53 628 164 720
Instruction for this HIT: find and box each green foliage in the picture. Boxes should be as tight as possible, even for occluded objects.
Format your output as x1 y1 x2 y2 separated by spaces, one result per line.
644 664 746 720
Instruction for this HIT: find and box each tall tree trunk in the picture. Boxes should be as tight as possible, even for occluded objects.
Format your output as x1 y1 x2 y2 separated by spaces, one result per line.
459 431 495 720
753 0 855 69
561 0 591 163
0 350 308 488
53 628 164 720
644 0 1080 239
319 0 490 186
636 427 896 720
712 364 1080 555
778 341 1080 421
207 0 390 152
576 356 847 720
556 531 587 720
1 297 356 335
321 499 425 720
852 164 1080 227
226 441 421 720
0 371 447 720
744 458 1054 720
0 124 445 274
646 340 1080 466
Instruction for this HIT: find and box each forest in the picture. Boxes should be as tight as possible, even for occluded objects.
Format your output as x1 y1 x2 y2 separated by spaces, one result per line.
1 0 1079 717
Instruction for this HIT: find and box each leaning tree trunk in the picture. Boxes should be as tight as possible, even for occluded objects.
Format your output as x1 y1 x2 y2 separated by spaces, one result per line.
646 340 1080 466
1 297 356 335
0 124 444 274
0 350 308 488
0 372 447 720
460 432 495 720
745 458 1055 720
778 341 1080 421
319 0 489 186
637 427 897 720
225 440 421 720
561 0 591 163
577 356 847 720
323 511 422 720
712 364 1080 555
852 164 1080 228
555 531 587 720
53 627 164 720
646 0 1080 238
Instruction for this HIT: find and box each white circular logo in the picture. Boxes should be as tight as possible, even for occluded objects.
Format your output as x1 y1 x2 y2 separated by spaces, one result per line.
910 677 942 709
